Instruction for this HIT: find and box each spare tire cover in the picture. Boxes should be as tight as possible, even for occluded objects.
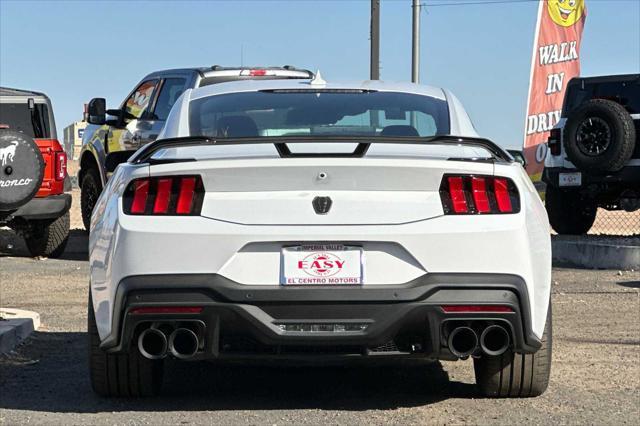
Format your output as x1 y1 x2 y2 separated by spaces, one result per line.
0 129 44 211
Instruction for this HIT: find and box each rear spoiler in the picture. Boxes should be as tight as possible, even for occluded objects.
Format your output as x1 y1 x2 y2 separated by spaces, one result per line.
128 135 514 165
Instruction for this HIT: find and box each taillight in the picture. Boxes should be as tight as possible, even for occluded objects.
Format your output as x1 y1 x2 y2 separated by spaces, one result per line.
440 174 520 215
240 69 269 76
55 151 67 181
548 128 562 155
123 175 204 215
441 305 514 313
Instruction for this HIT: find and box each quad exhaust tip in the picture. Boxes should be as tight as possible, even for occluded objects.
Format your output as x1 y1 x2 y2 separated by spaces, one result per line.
447 326 478 358
480 325 510 356
138 328 168 360
169 328 199 359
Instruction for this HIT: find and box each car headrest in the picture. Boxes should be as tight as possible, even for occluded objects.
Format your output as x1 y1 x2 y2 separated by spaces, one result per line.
216 116 259 138
380 125 419 137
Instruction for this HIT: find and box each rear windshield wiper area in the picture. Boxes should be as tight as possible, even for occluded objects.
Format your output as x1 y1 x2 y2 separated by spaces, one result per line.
129 135 513 165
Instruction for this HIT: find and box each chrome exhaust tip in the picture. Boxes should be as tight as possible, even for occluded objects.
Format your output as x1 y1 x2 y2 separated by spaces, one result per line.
138 328 168 360
480 325 510 356
447 326 478 358
169 328 199 359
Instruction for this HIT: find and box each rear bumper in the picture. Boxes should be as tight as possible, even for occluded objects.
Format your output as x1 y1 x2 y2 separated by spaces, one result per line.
10 193 71 220
101 273 542 359
543 166 640 187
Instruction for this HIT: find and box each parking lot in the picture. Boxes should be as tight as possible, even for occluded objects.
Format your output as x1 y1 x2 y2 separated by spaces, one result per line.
1 224 638 425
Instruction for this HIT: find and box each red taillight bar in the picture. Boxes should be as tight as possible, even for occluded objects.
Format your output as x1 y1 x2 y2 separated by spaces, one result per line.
441 305 514 313
129 306 203 315
176 177 196 214
493 178 513 213
447 176 468 213
153 178 172 214
130 179 150 214
124 175 204 215
440 174 520 215
470 177 490 213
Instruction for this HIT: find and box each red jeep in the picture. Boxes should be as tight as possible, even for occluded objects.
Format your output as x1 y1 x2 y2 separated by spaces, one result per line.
0 87 71 257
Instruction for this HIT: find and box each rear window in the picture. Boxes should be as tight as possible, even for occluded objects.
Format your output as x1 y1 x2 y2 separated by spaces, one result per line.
0 102 51 138
188 90 450 138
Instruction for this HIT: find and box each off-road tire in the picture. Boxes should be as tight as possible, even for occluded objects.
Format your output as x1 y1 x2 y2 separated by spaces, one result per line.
24 211 70 258
0 129 44 211
545 185 597 235
474 302 552 398
80 167 101 232
563 99 636 173
88 292 163 397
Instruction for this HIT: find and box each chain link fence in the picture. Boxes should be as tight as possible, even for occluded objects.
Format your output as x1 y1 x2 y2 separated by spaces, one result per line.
589 209 640 237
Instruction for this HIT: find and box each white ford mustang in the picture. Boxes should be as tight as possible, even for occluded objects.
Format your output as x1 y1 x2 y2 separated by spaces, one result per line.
88 76 552 398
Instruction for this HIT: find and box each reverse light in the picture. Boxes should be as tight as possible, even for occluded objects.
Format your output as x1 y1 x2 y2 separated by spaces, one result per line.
440 174 520 215
124 175 204 215
441 305 514 314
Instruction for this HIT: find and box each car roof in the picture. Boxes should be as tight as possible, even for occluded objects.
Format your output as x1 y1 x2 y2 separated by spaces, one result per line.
187 78 447 101
568 73 640 86
142 65 313 80
0 86 50 101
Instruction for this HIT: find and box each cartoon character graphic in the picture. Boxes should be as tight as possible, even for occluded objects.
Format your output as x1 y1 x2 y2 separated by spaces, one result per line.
547 0 585 27
125 81 156 119
0 141 18 166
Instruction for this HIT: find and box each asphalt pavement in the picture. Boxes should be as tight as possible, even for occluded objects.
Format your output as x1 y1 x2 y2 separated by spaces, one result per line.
0 230 639 425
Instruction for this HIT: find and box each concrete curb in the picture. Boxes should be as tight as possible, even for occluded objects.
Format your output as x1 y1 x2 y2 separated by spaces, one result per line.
0 308 40 354
552 237 640 269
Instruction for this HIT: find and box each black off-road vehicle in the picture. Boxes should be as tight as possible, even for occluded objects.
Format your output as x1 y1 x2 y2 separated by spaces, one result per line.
543 74 639 234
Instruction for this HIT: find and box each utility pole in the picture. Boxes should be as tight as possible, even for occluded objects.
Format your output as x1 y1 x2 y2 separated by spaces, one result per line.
411 0 420 83
370 0 380 80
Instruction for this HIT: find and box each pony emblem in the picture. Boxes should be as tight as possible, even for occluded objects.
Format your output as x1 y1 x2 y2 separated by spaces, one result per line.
0 141 18 166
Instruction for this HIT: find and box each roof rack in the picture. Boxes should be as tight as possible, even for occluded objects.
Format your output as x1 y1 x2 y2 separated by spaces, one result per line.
0 87 48 98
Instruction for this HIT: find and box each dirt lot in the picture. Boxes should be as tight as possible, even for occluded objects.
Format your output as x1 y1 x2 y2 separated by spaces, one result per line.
1 238 639 424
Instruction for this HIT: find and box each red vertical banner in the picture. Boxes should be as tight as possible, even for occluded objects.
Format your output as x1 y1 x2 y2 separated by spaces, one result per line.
523 0 587 180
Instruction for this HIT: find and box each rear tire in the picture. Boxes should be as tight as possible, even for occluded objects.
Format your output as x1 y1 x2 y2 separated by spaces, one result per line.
24 211 70 258
88 292 163 397
474 302 552 398
80 167 101 232
545 186 596 235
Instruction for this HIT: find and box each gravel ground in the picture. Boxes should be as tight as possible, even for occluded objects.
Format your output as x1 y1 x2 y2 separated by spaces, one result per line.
1 232 638 425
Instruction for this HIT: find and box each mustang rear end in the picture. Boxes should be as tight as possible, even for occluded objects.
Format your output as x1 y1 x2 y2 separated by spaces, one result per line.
88 79 552 398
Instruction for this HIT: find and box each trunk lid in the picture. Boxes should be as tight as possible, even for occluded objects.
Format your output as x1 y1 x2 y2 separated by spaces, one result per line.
148 157 495 225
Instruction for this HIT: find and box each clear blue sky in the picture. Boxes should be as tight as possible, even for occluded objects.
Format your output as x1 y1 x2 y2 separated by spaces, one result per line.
1 0 638 149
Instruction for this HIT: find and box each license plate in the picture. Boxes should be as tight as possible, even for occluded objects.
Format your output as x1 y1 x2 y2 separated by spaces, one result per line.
559 172 582 187
281 245 364 285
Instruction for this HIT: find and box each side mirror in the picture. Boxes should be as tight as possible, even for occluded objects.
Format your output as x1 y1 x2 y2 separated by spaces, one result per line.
105 150 136 173
88 98 106 125
507 150 527 167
